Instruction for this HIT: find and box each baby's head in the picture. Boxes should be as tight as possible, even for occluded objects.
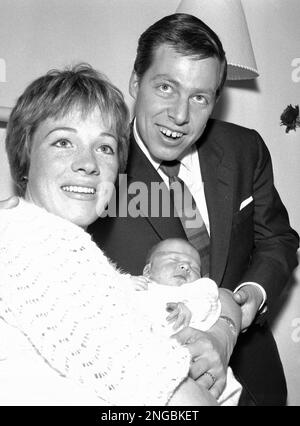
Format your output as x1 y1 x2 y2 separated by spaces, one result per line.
143 238 201 286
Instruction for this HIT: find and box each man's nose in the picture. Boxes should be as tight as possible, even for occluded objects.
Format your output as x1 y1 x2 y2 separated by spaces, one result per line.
168 96 190 125
71 149 100 175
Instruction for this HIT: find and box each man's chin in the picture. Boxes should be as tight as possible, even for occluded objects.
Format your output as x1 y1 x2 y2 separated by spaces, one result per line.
151 148 185 162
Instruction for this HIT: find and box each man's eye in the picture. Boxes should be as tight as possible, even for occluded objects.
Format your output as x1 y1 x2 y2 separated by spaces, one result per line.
97 144 115 155
53 139 72 148
193 95 209 105
159 84 172 93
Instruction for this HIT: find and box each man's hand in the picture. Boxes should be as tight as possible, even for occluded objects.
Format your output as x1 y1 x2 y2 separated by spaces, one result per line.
0 196 19 209
233 285 263 331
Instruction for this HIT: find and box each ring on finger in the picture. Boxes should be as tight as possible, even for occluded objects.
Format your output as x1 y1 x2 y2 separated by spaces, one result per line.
202 371 216 389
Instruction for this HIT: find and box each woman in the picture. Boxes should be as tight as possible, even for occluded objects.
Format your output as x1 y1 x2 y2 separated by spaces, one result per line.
0 64 216 405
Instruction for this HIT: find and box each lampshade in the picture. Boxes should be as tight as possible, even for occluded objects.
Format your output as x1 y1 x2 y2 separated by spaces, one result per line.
176 0 259 80
0 106 11 122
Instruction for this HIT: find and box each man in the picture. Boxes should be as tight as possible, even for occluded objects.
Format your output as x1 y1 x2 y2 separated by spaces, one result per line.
88 14 299 405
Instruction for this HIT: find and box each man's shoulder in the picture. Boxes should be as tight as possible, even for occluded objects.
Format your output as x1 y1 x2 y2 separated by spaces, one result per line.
196 119 269 169
201 119 263 153
205 118 258 139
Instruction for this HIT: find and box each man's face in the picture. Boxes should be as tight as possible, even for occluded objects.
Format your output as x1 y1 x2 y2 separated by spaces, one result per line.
130 44 221 161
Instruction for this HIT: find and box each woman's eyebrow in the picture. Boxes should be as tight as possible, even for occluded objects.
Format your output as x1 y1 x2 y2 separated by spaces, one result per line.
100 131 117 139
46 127 76 137
46 129 116 139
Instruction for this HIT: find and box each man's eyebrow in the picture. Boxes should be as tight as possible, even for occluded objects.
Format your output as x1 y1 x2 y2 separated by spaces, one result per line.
151 75 179 85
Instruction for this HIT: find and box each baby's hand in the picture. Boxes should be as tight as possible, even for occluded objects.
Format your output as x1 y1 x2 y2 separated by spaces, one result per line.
0 196 19 209
166 302 192 330
131 276 149 291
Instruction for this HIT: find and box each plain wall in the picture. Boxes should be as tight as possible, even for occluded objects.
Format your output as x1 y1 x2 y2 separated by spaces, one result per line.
0 0 299 405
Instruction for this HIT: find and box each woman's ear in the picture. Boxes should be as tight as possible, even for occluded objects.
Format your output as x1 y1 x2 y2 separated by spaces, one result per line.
129 70 140 99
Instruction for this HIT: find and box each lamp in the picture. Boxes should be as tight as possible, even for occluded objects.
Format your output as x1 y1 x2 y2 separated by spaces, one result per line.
0 106 11 123
176 0 259 80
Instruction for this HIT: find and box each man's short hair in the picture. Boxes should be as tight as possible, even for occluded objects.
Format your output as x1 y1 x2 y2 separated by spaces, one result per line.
133 13 227 97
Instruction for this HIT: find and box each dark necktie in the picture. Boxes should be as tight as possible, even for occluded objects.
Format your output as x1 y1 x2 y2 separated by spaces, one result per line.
160 160 210 277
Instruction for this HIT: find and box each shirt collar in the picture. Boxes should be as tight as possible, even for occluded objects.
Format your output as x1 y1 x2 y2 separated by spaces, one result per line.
133 118 161 171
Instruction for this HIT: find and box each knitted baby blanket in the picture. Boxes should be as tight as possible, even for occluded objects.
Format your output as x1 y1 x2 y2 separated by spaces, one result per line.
0 200 190 405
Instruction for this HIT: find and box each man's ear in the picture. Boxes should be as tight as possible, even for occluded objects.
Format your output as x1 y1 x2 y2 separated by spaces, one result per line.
143 263 151 278
129 70 139 99
215 93 221 104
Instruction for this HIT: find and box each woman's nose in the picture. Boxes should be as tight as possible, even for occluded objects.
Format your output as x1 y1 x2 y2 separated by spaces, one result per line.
71 150 100 175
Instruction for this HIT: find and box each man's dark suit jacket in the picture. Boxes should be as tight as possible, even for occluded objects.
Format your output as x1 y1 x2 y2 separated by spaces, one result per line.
89 119 299 405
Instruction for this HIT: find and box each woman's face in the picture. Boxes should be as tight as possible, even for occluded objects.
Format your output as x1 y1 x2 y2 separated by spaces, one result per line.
25 107 119 228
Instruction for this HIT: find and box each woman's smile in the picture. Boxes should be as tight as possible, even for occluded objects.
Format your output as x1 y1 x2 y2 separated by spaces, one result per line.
25 107 119 228
61 184 97 200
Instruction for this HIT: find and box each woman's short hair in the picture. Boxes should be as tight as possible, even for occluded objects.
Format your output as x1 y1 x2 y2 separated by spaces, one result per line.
133 13 227 97
6 63 130 196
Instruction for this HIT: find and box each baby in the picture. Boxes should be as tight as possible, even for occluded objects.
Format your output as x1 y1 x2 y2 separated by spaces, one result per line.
136 237 242 406
138 237 221 332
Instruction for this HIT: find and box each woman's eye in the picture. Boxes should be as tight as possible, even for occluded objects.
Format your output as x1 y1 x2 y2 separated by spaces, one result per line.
97 144 115 155
53 139 72 148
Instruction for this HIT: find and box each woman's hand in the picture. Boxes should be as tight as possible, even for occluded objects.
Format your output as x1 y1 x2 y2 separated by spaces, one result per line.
168 377 218 406
174 326 228 399
173 289 242 399
0 196 19 209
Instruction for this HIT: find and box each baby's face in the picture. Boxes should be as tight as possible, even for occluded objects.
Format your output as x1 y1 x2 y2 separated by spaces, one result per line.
146 239 201 286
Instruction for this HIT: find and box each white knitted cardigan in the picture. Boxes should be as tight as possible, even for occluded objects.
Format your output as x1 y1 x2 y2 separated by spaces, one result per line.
0 200 190 405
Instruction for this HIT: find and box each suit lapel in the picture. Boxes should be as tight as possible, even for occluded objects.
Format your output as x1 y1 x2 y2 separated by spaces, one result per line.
198 124 234 285
126 133 186 241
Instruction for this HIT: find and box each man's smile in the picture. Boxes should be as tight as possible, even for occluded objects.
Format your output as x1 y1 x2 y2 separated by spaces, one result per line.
159 126 184 139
